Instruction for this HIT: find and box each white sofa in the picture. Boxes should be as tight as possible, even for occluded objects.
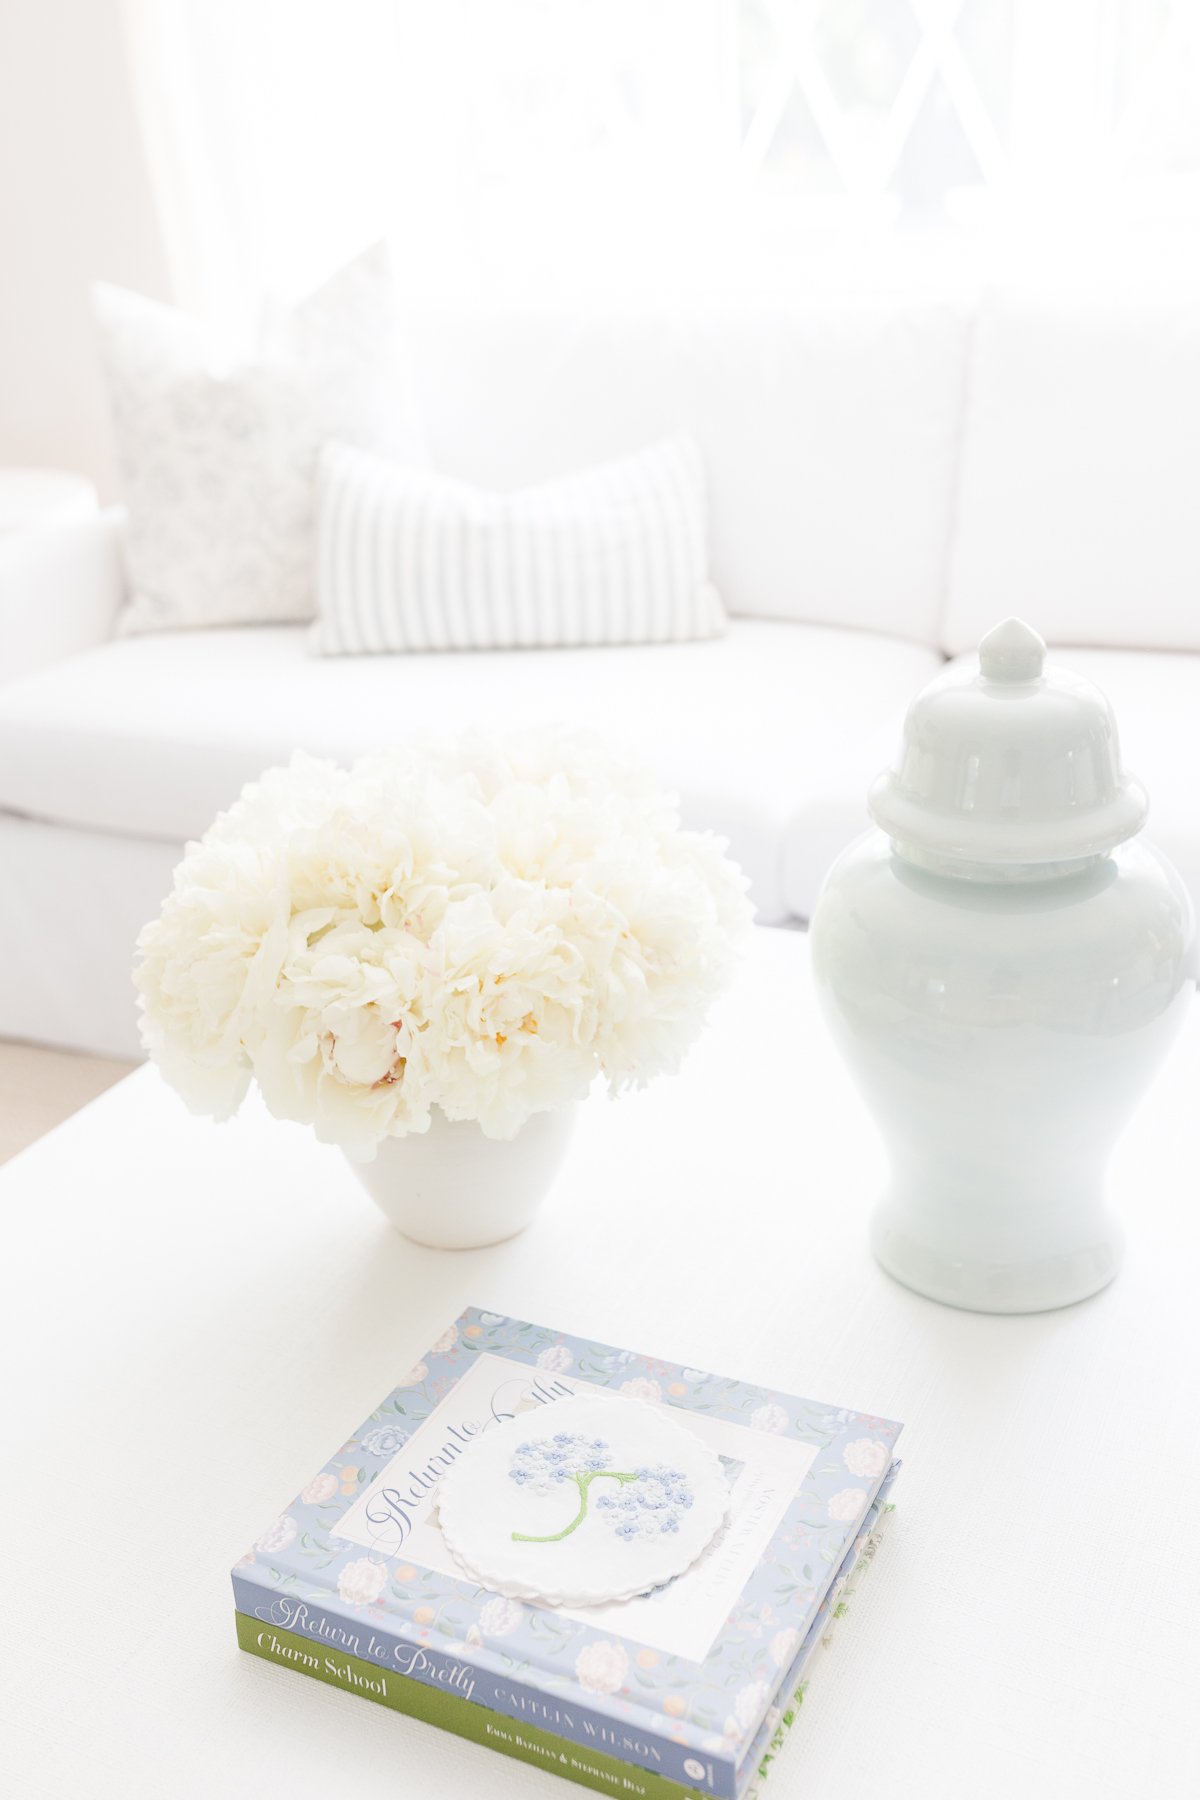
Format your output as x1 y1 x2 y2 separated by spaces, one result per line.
3 287 1199 1059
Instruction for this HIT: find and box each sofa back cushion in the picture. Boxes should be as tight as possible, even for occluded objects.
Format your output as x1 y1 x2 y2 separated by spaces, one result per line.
407 296 969 647
944 286 1200 655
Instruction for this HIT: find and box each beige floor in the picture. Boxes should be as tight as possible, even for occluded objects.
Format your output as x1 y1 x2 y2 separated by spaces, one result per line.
0 1041 135 1164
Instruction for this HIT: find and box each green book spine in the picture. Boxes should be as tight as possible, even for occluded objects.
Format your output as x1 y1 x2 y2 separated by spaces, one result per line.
237 1611 707 1800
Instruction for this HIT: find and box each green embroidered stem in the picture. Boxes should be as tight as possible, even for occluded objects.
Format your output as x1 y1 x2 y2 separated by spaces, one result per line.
512 1469 638 1543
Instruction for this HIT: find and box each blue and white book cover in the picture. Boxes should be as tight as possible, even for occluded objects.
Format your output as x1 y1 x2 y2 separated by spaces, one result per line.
233 1306 902 1797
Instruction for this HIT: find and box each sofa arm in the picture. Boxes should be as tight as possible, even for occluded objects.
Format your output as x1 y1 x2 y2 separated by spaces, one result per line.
0 507 128 686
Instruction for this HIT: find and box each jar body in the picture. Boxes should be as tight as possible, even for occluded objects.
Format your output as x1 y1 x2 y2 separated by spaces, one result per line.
810 832 1195 1312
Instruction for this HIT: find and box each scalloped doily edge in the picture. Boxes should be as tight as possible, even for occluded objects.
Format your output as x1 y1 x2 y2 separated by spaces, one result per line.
435 1398 731 1607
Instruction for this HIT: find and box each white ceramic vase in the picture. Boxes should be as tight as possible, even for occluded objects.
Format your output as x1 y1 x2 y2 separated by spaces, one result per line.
348 1105 577 1249
811 619 1196 1315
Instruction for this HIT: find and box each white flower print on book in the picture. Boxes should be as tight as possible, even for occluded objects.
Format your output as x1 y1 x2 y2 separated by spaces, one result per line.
751 1402 788 1434
843 1437 889 1479
619 1377 661 1403
337 1558 389 1606
827 1486 869 1522
300 1472 338 1505
770 1627 801 1670
402 1362 429 1386
537 1343 574 1374
725 1679 772 1741
255 1514 297 1554
575 1639 629 1695
429 1325 457 1356
477 1596 525 1637
360 1423 408 1457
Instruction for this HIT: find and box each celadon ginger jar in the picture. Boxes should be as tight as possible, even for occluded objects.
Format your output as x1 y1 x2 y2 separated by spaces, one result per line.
810 618 1195 1314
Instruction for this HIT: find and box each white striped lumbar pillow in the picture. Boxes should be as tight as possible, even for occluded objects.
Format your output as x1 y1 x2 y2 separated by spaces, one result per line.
311 434 725 654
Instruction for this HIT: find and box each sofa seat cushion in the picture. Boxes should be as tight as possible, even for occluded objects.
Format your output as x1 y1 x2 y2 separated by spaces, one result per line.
947 645 1200 909
0 622 939 922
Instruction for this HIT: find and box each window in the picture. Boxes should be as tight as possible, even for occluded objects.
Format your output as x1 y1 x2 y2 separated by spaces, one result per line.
125 0 1200 324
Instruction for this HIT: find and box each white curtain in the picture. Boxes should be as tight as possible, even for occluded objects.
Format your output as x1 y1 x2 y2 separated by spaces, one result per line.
122 0 440 332
122 0 1200 330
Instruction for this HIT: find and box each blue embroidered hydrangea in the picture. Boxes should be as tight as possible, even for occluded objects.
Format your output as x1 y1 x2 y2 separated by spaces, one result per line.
595 1464 694 1542
508 1439 693 1545
508 1433 612 1497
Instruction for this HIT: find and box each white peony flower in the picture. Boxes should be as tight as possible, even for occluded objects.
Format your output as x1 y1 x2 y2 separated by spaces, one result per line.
620 1377 662 1403
337 1558 389 1606
751 1402 788 1434
575 1639 629 1695
770 1627 802 1670
255 1514 297 1554
402 1362 429 1385
300 1472 339 1505
477 1596 525 1637
429 1325 457 1355
843 1437 889 1479
537 1343 574 1374
827 1487 869 1522
134 737 752 1156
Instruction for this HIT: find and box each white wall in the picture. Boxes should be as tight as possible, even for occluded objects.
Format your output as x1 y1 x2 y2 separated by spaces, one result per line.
0 0 170 498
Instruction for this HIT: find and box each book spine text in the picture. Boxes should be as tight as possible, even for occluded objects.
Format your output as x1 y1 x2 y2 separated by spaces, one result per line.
237 1612 713 1800
232 1570 734 1797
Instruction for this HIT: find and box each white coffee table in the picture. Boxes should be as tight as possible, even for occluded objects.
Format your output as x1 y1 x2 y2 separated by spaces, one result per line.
2 929 1197 1799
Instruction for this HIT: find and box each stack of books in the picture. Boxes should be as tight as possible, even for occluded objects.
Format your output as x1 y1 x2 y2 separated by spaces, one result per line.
233 1307 901 1799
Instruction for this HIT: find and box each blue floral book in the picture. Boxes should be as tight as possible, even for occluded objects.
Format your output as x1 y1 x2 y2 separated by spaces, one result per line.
233 1307 902 1800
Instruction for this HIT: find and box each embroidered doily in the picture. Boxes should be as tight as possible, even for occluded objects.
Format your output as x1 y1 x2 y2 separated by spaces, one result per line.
435 1394 730 1606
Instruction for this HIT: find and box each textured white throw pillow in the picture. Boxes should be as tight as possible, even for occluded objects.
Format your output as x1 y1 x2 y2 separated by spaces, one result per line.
312 435 725 654
94 246 426 631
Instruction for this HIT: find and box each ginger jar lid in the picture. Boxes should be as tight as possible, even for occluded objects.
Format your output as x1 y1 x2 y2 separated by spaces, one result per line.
869 618 1148 868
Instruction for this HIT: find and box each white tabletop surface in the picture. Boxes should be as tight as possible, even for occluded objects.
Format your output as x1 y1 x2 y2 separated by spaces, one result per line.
2 928 1198 1800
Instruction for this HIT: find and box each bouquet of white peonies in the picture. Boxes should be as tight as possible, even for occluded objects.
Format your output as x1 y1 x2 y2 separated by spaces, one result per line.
135 735 752 1159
